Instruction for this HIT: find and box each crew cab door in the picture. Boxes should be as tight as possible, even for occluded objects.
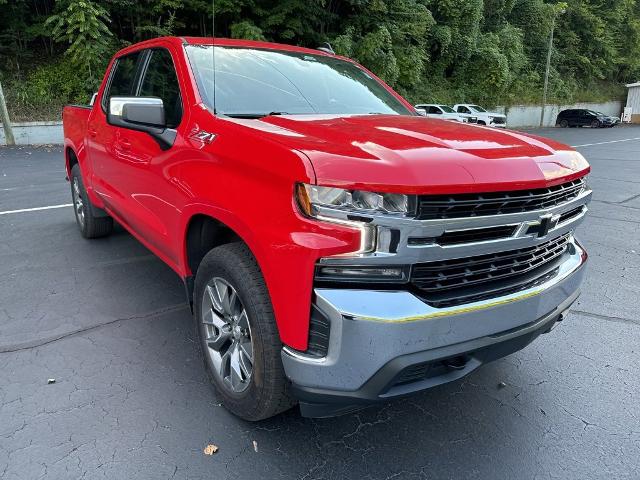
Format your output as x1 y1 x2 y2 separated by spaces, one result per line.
109 47 186 264
88 46 187 267
87 50 144 210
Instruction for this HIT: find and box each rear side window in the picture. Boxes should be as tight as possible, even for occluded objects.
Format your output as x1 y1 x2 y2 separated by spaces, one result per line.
139 49 183 128
103 52 142 110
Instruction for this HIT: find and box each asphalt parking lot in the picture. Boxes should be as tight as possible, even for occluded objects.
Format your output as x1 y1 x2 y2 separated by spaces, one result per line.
1 126 639 479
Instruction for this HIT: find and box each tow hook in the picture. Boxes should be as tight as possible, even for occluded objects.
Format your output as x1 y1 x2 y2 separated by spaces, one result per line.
543 311 566 334
444 355 470 371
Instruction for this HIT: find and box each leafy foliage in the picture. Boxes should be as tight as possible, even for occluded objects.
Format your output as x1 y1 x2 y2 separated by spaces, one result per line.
1 0 638 120
45 0 114 84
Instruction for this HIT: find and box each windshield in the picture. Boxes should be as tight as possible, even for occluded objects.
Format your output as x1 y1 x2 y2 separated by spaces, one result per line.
470 105 487 113
186 45 413 117
439 105 456 113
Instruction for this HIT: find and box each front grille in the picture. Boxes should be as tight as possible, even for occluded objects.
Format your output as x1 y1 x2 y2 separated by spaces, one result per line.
417 178 585 220
558 206 585 224
493 117 506 125
411 234 571 308
435 225 517 246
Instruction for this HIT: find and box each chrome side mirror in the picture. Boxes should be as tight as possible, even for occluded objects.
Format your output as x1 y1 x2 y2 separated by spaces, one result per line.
107 96 176 150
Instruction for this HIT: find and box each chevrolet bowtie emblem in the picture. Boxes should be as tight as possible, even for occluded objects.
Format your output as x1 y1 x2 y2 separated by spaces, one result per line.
527 213 560 238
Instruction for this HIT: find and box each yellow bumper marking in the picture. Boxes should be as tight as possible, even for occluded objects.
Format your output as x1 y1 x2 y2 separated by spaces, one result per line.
355 288 544 324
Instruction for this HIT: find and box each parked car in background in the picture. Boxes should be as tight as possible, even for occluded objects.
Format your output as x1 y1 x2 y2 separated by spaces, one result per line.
556 109 618 128
62 36 591 420
415 104 476 123
453 104 507 128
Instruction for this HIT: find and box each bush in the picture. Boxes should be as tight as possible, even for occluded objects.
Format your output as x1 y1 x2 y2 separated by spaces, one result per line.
4 57 91 121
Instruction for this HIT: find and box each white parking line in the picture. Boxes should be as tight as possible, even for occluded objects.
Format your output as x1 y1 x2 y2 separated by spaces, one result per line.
0 204 73 216
572 137 640 148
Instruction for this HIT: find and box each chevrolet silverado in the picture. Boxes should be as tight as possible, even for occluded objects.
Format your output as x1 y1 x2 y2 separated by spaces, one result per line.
62 37 591 420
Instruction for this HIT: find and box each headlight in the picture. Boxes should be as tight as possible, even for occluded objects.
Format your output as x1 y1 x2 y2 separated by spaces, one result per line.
296 184 414 218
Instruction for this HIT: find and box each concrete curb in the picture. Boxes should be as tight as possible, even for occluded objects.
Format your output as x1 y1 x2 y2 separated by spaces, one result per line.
1 121 63 145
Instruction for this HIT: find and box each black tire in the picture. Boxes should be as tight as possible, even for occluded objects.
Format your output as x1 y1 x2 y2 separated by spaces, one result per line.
559 119 569 128
70 164 113 239
477 120 486 126
194 242 295 421
591 119 601 128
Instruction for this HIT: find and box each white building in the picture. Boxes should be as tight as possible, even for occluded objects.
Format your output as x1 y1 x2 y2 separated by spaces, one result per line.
625 82 640 123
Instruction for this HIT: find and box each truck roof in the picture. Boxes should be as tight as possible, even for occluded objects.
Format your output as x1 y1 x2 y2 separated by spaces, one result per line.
113 36 337 60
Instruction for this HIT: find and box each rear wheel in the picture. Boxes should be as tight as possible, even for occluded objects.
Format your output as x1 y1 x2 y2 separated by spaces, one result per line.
559 119 569 128
194 242 295 420
70 164 113 239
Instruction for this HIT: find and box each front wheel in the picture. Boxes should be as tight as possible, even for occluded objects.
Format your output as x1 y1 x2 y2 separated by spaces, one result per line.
559 119 569 128
591 120 601 128
70 164 113 239
194 242 295 420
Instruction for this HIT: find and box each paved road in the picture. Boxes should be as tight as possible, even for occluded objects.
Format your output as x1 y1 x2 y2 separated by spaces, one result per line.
1 127 639 479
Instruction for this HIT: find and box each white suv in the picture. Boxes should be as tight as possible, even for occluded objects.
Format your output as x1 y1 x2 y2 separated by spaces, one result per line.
453 104 507 128
415 104 475 123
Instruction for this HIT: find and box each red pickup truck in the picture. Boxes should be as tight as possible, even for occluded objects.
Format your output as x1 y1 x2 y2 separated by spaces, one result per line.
63 36 591 420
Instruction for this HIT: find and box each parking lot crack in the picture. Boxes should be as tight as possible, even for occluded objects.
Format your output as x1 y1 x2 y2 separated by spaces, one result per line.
571 309 640 327
592 199 640 210
0 304 188 353
620 192 640 204
560 406 601 431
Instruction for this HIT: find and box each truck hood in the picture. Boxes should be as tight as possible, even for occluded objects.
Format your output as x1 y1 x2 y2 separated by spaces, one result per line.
228 114 590 194
483 111 506 118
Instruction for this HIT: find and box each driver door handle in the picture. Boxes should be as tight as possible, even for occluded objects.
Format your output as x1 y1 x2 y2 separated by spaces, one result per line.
117 139 132 151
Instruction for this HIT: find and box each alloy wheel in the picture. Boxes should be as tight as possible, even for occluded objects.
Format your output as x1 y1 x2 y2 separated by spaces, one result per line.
201 277 254 393
72 177 85 228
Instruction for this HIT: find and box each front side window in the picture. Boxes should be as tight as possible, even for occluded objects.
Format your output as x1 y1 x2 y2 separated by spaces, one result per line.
186 45 413 117
427 106 441 114
139 49 183 128
459 106 471 114
439 105 456 113
470 105 487 113
103 51 142 110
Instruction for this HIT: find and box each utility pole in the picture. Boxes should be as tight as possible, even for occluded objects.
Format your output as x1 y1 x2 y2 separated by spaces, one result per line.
0 80 15 146
540 6 566 127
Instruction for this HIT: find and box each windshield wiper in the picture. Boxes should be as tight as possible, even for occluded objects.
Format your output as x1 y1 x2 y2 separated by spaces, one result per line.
221 112 290 119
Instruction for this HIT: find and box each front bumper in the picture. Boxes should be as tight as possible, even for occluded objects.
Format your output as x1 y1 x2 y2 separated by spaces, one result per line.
282 239 587 417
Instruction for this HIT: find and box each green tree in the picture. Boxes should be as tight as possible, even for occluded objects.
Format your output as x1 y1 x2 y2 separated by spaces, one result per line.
45 0 114 85
2 0 640 120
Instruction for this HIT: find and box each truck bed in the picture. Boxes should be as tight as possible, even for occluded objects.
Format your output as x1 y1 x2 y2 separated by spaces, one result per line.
62 104 92 159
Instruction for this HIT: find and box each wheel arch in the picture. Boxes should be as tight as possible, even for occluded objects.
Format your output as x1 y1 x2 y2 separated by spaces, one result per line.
184 213 243 277
181 209 269 314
